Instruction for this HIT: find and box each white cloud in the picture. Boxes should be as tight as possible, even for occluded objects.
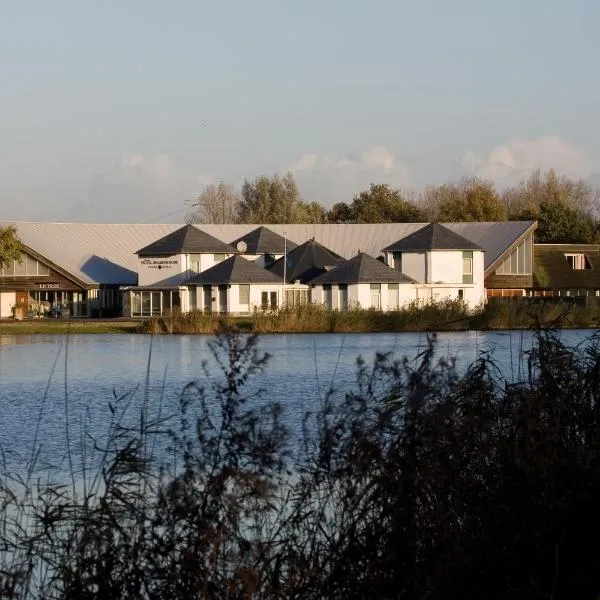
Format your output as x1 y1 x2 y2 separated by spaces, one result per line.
461 136 593 186
282 146 411 205
81 154 214 222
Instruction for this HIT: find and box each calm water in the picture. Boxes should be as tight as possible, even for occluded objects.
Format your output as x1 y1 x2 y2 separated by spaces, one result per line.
0 330 594 476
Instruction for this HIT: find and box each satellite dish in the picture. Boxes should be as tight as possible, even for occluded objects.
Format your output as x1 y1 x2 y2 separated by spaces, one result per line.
236 240 248 253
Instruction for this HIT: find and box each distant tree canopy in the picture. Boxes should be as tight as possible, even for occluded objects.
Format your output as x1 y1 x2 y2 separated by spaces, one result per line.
185 181 242 224
503 169 598 243
327 184 426 224
420 177 507 222
239 173 325 224
183 169 600 243
0 225 21 270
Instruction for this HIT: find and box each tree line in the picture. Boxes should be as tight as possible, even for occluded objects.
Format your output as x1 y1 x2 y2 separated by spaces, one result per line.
186 169 600 244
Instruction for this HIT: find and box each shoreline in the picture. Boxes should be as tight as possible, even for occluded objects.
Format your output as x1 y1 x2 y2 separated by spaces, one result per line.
1 318 599 335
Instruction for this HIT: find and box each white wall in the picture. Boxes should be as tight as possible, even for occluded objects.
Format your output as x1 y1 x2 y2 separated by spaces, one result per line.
138 255 185 286
0 291 16 318
137 253 233 286
429 251 463 283
311 283 417 311
188 283 284 314
401 252 427 282
414 284 484 309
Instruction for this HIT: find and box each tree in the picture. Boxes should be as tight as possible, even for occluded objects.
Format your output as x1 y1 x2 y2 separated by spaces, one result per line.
503 169 598 242
351 184 426 223
0 225 21 270
420 177 507 222
185 181 241 224
326 184 425 223
238 172 324 223
326 202 354 224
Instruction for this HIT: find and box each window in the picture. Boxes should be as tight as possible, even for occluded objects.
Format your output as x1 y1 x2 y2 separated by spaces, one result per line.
458 289 464 301
370 283 381 309
565 253 591 270
495 234 533 275
285 288 309 306
190 254 201 273
213 254 227 263
239 285 250 309
264 254 276 267
323 285 333 309
0 252 49 277
388 283 399 310
462 251 473 284
392 252 402 271
261 291 278 310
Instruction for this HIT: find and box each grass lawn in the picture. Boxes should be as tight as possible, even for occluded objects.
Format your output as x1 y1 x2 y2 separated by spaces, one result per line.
0 319 140 334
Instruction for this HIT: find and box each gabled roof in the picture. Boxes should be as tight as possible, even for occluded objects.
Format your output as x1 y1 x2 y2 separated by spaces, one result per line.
229 226 298 255
268 238 345 284
534 244 600 289
309 252 415 285
382 223 483 252
186 254 283 285
136 224 236 256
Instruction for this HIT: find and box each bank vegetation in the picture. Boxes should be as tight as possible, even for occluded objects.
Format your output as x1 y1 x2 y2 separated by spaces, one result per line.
141 298 600 334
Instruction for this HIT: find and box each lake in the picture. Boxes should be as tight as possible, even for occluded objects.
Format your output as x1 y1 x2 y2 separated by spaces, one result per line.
0 330 594 477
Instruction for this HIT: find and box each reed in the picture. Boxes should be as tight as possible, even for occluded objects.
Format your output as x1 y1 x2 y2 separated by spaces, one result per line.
2 328 600 597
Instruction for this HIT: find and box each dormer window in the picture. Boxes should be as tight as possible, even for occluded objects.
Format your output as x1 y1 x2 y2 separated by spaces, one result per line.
565 253 591 270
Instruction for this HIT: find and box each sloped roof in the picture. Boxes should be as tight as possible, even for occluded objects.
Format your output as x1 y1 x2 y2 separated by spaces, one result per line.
382 223 483 252
186 254 283 285
268 238 345 284
0 221 536 285
229 226 298 255
136 224 236 256
534 244 600 289
309 252 415 285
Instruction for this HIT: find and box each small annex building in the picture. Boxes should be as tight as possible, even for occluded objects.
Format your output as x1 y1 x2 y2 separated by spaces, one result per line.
185 254 283 313
381 223 485 306
309 252 415 310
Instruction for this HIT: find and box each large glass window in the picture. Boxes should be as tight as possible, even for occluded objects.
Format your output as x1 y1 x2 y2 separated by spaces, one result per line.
284 288 308 306
0 252 50 277
495 234 533 275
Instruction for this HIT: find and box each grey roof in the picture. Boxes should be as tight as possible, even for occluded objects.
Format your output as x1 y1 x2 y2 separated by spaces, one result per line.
229 226 298 255
268 238 345 284
309 252 415 285
382 223 483 252
0 221 536 285
186 255 283 285
533 244 600 289
136 224 236 256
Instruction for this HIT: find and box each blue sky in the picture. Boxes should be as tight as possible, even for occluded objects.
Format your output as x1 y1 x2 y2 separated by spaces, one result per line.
2 0 599 222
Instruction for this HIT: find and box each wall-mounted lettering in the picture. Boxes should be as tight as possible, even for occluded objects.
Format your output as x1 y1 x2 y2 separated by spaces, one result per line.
38 283 60 290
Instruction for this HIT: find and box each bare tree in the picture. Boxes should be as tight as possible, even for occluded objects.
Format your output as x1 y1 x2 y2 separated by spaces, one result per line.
185 181 242 224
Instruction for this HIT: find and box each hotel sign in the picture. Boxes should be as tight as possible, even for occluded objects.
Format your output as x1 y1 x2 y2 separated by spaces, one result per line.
140 259 178 271
37 283 60 290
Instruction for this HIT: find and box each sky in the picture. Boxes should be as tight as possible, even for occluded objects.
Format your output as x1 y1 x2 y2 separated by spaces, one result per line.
2 0 600 223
